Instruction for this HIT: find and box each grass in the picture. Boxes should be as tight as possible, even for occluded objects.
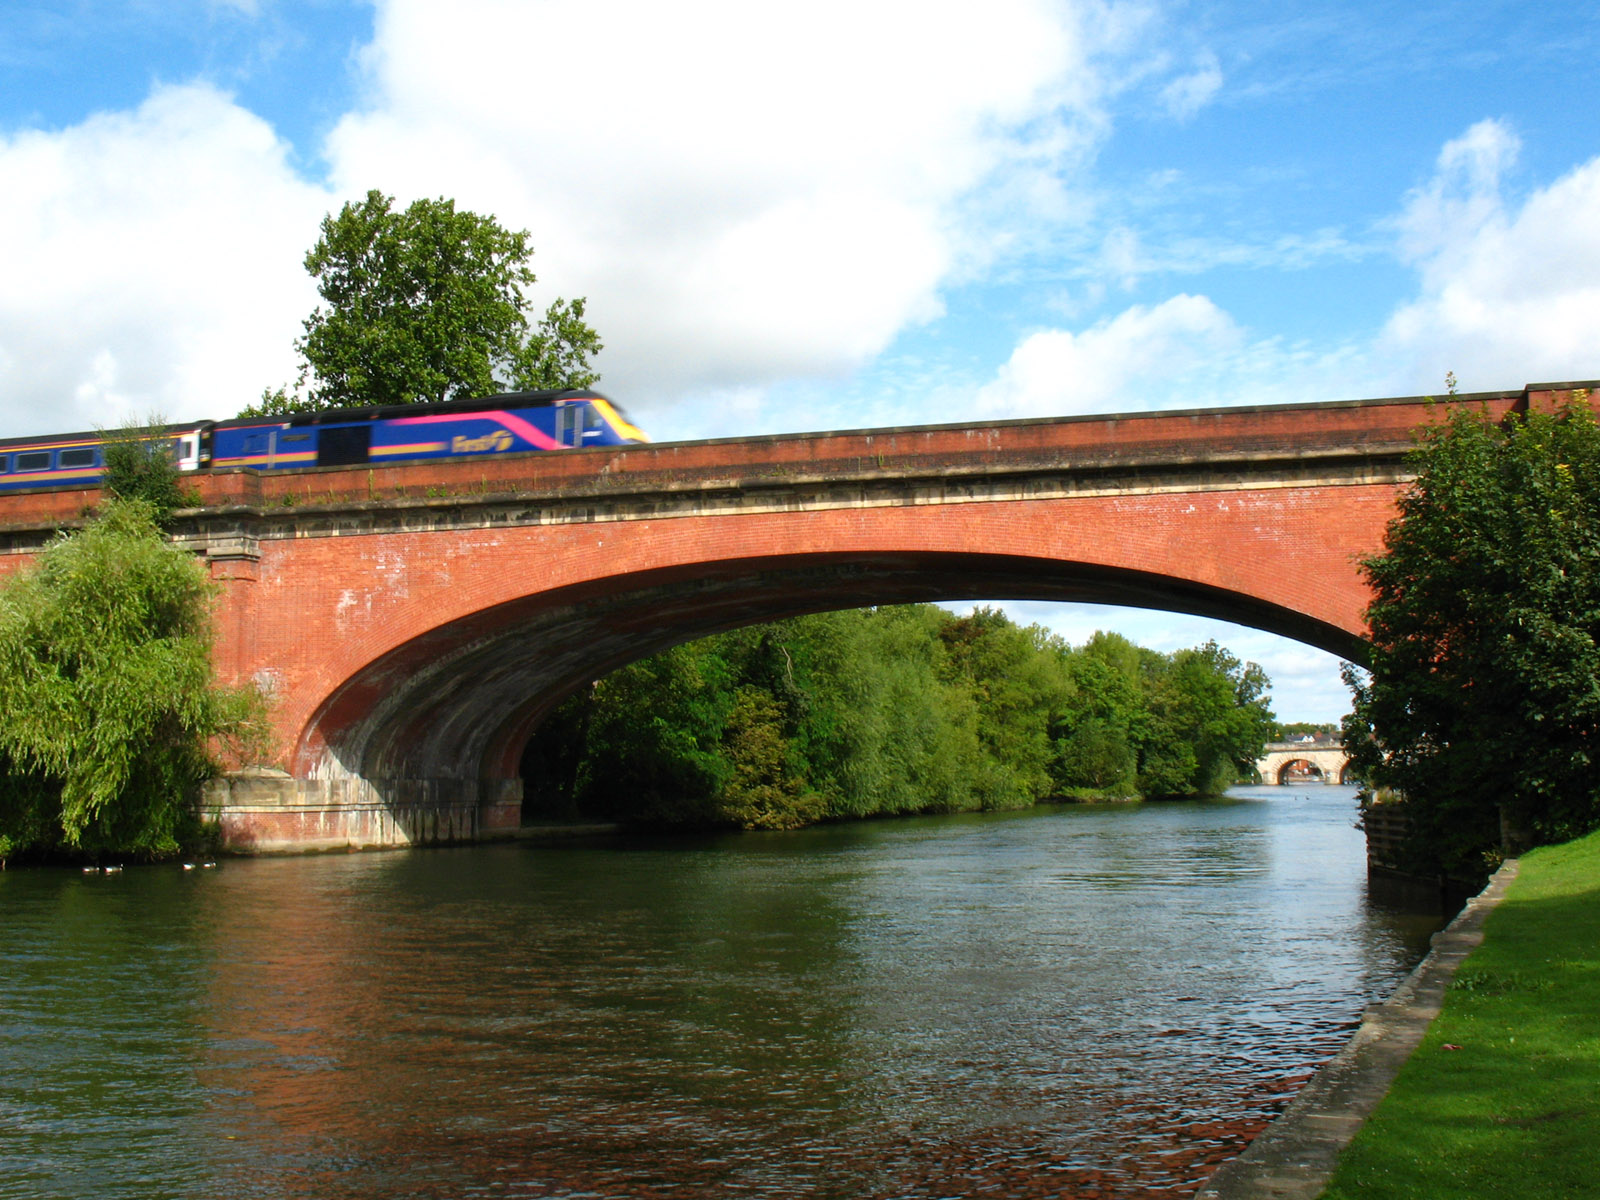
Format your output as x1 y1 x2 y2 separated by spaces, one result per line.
1320 827 1600 1198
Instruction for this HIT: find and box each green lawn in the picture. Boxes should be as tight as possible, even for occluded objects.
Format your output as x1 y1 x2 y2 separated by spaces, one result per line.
1320 829 1600 1198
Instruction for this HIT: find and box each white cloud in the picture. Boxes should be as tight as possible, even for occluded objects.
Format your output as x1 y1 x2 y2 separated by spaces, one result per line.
0 84 330 434
1380 119 1600 393
321 0 1134 411
0 1 1233 440
1159 49 1223 121
974 293 1242 417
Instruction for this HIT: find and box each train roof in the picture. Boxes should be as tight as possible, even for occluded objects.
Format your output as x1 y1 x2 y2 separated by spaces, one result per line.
211 388 614 429
1 388 636 446
0 420 204 451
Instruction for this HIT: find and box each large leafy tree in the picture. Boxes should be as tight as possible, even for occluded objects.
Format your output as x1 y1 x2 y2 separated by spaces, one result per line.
523 606 1276 831
1137 641 1275 797
250 190 603 415
1343 396 1600 877
0 499 264 862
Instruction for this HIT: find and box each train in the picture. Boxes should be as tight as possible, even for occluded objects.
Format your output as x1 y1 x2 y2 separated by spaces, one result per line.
0 388 648 493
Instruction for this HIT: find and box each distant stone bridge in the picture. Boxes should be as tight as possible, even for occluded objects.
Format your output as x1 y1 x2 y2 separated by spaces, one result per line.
1256 742 1353 786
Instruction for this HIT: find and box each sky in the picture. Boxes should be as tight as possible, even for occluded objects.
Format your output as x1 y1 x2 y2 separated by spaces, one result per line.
2 0 1598 724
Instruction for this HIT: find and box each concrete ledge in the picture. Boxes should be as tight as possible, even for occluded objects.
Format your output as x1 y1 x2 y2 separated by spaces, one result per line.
202 773 522 853
1197 860 1520 1199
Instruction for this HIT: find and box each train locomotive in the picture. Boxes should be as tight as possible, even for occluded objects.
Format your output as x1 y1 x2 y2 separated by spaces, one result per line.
0 389 648 493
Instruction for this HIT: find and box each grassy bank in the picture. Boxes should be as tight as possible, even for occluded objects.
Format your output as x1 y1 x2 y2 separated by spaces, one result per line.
1320 827 1600 1198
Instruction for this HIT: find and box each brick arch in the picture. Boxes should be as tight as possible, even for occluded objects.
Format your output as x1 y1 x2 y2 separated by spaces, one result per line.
294 547 1371 789
6 384 1577 849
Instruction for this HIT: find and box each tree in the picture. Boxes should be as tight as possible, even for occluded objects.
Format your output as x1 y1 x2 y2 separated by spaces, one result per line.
716 687 820 830
0 499 264 862
1129 640 1273 797
1342 395 1600 876
99 416 190 524
249 190 603 415
939 607 1071 808
521 606 1279 830
1051 632 1145 797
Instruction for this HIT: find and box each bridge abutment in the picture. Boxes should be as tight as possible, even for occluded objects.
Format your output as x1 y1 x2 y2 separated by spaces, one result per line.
201 773 522 853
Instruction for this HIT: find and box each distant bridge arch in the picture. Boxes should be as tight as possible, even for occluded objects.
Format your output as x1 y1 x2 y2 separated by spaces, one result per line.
1255 744 1354 786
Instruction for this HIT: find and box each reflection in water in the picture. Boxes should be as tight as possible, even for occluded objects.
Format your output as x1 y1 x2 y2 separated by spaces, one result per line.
0 786 1443 1199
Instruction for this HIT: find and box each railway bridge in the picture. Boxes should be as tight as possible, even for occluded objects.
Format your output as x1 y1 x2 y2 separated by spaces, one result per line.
0 382 1587 851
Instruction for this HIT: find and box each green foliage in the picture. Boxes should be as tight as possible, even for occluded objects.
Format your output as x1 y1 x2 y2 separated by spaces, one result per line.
524 605 1277 830
509 296 604 391
99 418 190 523
1273 721 1339 741
715 687 820 830
572 641 734 826
1342 396 1600 877
939 608 1072 808
0 499 265 861
1051 632 1144 796
247 190 603 415
1139 641 1275 797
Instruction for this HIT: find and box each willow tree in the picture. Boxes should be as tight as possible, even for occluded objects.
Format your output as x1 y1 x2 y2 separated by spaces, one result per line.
0 499 263 862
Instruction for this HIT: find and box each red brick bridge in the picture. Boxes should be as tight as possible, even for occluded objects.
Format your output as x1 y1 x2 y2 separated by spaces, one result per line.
0 382 1588 850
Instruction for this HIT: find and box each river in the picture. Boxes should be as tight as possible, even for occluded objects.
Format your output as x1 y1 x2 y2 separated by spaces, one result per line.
0 785 1444 1199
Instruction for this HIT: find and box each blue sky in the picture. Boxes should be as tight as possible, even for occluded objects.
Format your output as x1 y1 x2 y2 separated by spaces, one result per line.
2 0 1598 723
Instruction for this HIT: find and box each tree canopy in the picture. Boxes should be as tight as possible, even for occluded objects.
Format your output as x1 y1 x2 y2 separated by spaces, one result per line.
1343 394 1600 877
0 499 264 863
523 606 1277 830
249 190 603 415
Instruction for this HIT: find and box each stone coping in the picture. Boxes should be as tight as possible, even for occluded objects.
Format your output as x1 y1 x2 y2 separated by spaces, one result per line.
1196 860 1520 1199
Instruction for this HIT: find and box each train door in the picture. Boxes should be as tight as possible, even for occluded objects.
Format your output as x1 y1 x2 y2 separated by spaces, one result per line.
316 424 372 466
173 431 204 472
557 403 581 447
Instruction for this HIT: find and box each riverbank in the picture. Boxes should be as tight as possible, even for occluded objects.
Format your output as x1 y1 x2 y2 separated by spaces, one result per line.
1204 825 1600 1198
1319 826 1600 1198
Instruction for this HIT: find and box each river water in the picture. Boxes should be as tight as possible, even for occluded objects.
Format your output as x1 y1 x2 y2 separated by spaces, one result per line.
0 785 1442 1200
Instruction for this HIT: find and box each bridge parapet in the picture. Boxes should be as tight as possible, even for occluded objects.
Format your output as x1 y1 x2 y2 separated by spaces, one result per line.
2 386 1568 546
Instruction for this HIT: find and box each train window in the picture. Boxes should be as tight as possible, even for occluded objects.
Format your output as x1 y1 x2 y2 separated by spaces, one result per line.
58 448 97 469
0 455 8 474
15 451 51 472
316 424 371 467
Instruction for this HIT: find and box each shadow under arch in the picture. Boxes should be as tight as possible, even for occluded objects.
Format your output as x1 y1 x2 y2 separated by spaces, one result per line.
1274 759 1325 784
293 550 1369 786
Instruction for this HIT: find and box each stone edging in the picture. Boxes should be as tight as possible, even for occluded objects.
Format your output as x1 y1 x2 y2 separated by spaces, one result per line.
1196 859 1520 1199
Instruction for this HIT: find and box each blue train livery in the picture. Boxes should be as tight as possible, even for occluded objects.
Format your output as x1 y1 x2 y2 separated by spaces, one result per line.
0 390 647 492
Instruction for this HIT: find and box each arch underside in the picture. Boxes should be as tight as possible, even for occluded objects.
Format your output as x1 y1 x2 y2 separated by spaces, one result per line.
296 551 1369 785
